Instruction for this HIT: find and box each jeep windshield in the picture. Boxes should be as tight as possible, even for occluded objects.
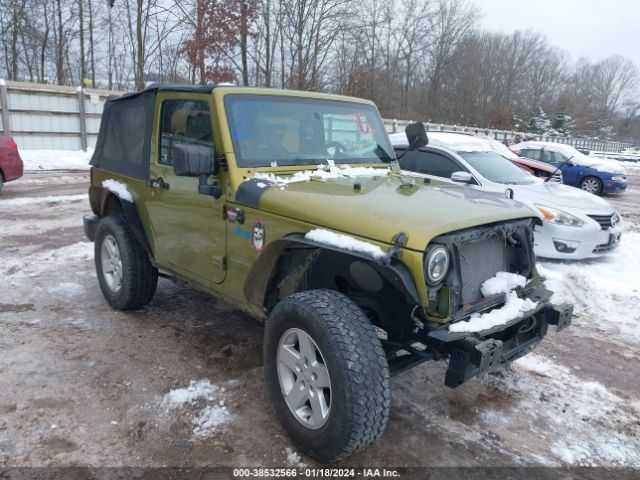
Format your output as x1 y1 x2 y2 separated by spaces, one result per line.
225 94 395 168
457 151 538 185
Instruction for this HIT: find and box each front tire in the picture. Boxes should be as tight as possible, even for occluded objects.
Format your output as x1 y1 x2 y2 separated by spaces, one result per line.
264 290 391 462
95 215 158 310
579 176 603 195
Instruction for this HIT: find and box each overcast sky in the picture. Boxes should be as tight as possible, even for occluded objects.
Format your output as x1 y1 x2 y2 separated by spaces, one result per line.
477 0 640 67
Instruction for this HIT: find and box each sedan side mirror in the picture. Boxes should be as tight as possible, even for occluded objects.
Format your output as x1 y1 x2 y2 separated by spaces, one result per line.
451 171 474 184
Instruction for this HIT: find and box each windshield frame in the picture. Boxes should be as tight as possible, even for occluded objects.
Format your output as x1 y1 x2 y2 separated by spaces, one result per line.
223 94 395 169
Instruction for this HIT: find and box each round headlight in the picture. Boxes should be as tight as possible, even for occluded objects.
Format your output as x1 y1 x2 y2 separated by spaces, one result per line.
425 245 450 285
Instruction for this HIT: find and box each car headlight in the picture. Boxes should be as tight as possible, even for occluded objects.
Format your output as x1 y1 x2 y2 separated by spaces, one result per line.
535 204 584 227
611 175 625 181
424 245 450 285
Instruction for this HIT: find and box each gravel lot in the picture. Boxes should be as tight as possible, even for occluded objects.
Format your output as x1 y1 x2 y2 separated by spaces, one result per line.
1 170 639 469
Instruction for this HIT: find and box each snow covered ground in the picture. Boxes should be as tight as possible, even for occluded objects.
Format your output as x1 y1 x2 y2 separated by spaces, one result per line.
539 230 640 346
19 149 93 171
1 171 639 468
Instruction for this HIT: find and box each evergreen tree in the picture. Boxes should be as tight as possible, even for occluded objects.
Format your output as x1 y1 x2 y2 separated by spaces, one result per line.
552 113 575 137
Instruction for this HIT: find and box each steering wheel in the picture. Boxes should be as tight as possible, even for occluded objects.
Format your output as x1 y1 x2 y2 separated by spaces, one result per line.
325 141 347 157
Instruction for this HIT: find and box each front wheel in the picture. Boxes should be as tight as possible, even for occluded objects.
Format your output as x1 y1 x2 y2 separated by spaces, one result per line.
264 290 391 462
579 176 603 195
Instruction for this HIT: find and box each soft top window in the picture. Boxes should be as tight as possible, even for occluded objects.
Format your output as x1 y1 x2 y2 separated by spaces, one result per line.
90 90 155 180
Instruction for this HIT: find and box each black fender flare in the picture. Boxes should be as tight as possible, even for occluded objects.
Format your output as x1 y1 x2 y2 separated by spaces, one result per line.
89 185 152 256
244 233 421 312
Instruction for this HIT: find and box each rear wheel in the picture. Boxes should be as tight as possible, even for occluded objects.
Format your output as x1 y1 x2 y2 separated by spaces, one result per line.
579 176 603 195
0 172 4 193
264 289 390 462
95 215 158 310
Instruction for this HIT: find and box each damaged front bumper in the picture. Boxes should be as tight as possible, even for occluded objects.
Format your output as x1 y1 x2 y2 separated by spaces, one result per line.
426 286 572 388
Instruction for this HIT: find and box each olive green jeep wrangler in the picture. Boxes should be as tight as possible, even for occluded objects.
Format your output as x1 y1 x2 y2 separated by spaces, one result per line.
83 85 572 462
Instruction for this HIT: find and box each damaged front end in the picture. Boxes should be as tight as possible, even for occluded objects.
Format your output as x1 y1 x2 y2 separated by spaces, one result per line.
384 218 573 387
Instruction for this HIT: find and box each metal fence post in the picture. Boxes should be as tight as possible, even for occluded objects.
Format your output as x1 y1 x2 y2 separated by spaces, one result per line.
0 79 11 135
77 86 88 151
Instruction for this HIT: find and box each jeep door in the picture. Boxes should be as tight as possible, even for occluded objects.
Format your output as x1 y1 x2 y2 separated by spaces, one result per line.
144 94 226 285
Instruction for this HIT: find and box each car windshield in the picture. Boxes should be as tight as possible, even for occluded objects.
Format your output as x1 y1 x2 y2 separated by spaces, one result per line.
484 137 519 160
457 151 538 184
225 94 395 168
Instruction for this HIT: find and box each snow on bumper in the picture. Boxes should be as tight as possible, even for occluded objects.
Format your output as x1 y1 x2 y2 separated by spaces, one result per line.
426 287 573 388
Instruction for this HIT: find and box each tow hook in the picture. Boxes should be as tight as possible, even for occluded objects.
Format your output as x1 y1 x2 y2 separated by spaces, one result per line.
476 339 503 377
546 304 573 332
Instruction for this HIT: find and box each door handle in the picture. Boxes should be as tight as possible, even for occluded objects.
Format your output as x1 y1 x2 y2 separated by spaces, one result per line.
146 177 170 190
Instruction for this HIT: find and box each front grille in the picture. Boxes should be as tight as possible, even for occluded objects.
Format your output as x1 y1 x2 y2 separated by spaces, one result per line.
458 236 507 305
587 213 619 230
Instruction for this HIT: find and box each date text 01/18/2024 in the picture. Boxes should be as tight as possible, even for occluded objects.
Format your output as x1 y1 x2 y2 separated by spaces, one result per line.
232 468 400 478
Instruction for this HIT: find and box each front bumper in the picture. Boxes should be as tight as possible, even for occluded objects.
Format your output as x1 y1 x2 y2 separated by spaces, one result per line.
602 179 627 194
425 287 572 388
534 221 622 260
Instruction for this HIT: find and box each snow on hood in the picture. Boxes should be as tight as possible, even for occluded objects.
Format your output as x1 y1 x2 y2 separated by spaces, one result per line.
511 142 626 174
511 181 614 212
253 160 389 186
249 171 536 251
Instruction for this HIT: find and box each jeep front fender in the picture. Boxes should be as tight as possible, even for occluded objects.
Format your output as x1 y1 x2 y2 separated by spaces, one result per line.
244 234 421 312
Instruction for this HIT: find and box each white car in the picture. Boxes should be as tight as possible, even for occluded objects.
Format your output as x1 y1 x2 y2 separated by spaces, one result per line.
390 131 623 260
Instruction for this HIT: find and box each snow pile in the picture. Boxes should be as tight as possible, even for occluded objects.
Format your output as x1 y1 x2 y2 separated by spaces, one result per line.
162 379 233 439
481 272 527 296
305 229 387 260
102 179 133 202
192 404 231 438
20 149 93 171
619 161 640 175
285 447 307 468
500 354 640 466
1 194 87 207
449 272 536 333
538 231 640 345
253 160 388 186
162 379 222 407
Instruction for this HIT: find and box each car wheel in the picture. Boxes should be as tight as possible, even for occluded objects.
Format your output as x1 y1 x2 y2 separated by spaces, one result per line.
0 172 4 193
95 215 158 310
264 289 390 462
579 176 603 195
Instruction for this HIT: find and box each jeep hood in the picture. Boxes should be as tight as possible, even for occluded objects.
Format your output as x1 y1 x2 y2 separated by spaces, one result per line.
242 173 536 251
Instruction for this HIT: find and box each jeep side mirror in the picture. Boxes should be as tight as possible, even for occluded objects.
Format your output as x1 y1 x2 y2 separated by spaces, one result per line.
173 144 218 177
172 144 221 198
451 171 474 184
405 122 429 150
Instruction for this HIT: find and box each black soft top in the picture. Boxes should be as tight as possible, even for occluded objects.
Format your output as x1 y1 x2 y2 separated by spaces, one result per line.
90 84 217 179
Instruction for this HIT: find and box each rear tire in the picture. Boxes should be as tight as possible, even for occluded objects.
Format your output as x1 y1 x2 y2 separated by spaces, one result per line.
95 215 158 310
264 289 390 462
579 176 603 195
0 172 4 193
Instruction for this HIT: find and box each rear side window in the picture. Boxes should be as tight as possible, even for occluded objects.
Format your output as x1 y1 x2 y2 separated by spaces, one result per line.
400 150 463 178
159 100 213 166
521 149 541 161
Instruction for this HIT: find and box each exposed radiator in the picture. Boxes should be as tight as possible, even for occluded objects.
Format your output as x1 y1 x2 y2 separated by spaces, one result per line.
458 236 507 305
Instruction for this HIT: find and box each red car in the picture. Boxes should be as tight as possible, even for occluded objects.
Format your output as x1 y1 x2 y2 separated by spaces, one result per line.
0 135 23 192
476 135 563 183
